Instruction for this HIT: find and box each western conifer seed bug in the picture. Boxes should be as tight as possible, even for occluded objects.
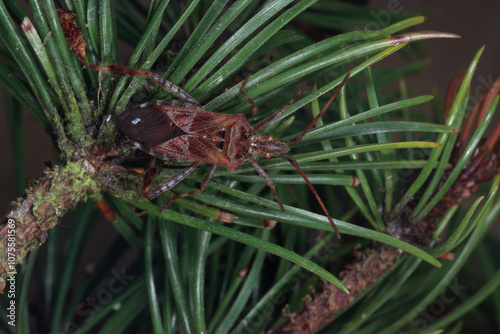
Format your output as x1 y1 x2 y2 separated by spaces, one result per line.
80 58 348 238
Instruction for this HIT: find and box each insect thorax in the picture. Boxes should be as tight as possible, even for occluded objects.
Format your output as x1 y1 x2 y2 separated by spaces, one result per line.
225 114 256 171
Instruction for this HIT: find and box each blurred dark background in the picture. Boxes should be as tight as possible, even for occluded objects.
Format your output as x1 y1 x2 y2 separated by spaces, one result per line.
1 1 499 236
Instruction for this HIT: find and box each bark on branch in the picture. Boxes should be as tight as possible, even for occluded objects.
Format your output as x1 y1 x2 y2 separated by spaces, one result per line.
0 158 99 292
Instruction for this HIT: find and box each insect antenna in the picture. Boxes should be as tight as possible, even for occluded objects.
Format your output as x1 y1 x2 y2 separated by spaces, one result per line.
253 85 309 131
279 73 350 239
283 72 350 145
282 155 341 238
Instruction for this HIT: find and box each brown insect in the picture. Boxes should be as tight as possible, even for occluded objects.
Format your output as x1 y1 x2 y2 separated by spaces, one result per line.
79 58 348 238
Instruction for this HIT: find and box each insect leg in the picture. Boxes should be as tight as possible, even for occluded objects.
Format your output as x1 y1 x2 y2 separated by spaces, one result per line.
164 164 218 208
78 57 201 106
142 160 160 195
240 77 259 119
248 158 285 212
145 161 201 200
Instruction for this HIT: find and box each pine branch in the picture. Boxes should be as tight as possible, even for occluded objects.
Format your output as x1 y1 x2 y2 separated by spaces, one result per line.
0 147 138 292
271 68 500 333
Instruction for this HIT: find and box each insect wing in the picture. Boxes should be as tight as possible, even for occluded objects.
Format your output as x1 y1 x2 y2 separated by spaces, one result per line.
151 135 229 166
115 107 186 146
164 106 234 135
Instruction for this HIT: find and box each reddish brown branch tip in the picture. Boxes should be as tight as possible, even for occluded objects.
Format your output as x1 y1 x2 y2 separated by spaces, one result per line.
57 8 86 59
